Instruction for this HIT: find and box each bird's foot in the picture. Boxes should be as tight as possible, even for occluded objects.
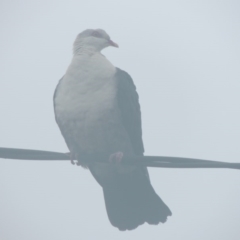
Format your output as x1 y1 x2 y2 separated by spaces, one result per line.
69 153 77 165
109 152 124 164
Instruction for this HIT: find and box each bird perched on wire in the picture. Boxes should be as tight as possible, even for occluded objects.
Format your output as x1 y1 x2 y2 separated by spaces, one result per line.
53 29 172 230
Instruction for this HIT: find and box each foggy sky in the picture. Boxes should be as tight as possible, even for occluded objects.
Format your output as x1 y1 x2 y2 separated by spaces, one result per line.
0 0 240 239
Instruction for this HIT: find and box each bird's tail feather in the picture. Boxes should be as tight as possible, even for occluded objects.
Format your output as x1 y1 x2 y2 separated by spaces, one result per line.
102 168 172 231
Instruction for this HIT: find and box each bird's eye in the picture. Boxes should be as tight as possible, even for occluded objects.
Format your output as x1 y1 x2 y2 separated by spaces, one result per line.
92 31 102 38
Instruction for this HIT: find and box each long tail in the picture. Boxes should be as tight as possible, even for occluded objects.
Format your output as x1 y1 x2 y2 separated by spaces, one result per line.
101 168 172 231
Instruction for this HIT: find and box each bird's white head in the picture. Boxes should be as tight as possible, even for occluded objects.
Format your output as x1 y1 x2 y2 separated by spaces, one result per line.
73 29 118 55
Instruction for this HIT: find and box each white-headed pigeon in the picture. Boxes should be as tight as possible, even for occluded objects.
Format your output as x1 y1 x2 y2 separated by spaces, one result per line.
53 29 172 230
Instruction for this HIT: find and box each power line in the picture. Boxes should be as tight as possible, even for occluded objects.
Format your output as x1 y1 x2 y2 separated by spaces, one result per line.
1 147 239 170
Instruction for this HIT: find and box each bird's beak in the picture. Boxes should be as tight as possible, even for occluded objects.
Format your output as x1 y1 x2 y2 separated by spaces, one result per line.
109 40 119 48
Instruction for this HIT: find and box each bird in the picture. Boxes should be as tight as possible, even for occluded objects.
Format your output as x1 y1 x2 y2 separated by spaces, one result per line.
53 29 172 231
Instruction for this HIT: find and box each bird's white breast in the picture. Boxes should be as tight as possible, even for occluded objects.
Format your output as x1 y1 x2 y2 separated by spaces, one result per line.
54 52 123 155
55 53 117 122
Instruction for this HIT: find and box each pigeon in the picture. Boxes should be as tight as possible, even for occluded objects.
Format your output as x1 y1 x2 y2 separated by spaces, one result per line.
53 29 172 230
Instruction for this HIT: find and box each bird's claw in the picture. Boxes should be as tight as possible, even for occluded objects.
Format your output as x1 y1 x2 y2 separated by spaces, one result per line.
69 152 78 165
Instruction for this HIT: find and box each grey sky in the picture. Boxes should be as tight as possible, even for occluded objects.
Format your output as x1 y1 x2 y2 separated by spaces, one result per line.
1 0 240 239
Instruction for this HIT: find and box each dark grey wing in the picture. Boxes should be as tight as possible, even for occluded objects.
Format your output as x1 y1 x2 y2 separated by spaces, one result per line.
103 69 172 230
115 68 144 156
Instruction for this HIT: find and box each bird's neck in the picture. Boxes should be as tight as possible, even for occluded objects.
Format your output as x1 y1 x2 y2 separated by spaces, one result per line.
73 44 100 56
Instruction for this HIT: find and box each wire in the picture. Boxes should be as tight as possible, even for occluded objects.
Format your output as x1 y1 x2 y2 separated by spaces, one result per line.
1 147 239 170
